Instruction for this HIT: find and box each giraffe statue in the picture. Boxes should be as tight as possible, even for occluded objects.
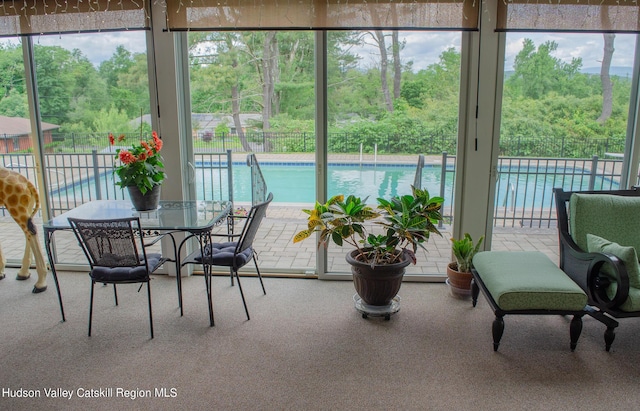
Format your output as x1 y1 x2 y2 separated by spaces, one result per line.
0 167 48 293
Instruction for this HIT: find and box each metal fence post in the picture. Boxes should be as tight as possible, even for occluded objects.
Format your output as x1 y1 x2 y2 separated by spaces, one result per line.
588 155 598 190
227 149 233 204
92 150 102 200
439 151 448 228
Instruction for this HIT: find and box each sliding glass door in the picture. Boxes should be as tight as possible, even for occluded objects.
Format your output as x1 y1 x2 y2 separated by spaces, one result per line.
324 30 461 277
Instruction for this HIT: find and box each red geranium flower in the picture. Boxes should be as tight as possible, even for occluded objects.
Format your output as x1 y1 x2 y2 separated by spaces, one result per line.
110 131 166 195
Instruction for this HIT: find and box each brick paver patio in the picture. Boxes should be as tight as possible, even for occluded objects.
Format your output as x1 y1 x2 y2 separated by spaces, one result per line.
0 152 561 279
0 205 559 281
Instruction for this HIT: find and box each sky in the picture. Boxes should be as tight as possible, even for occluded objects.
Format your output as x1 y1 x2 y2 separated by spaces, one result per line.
2 30 637 73
361 31 637 73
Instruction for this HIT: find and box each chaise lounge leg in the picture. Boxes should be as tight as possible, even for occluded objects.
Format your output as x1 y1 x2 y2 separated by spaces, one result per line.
585 308 618 352
569 315 583 351
604 327 616 352
471 279 479 307
492 315 505 352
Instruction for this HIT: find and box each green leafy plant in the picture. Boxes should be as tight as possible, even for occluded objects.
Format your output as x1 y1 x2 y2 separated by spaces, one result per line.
110 131 166 194
293 186 444 266
450 233 484 273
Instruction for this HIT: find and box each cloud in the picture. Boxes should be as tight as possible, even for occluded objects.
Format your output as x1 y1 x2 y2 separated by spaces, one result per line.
33 32 147 67
0 32 147 68
1 30 635 74
503 32 636 71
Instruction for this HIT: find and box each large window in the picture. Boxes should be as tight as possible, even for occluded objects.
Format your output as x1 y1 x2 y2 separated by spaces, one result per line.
0 32 151 266
7 0 640 278
492 31 637 254
325 30 461 275
493 1 638 254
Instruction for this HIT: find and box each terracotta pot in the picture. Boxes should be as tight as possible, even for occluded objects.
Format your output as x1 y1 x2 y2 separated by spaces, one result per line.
128 184 161 211
446 262 473 290
346 249 411 306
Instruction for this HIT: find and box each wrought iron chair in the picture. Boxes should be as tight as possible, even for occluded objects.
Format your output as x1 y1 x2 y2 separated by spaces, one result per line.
68 217 166 338
182 192 273 324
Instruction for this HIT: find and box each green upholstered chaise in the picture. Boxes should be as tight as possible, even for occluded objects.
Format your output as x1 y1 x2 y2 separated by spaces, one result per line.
554 187 640 351
471 251 588 351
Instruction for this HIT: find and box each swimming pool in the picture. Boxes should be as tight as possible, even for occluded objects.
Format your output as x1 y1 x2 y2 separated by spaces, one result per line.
52 162 619 207
227 163 450 204
201 162 619 207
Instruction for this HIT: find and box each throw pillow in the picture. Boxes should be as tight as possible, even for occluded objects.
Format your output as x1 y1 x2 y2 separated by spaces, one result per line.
586 233 640 289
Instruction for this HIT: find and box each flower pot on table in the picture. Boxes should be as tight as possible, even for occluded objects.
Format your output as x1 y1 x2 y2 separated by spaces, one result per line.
128 185 161 211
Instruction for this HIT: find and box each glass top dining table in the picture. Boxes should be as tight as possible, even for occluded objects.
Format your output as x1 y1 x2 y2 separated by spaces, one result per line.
43 199 232 323
43 200 232 233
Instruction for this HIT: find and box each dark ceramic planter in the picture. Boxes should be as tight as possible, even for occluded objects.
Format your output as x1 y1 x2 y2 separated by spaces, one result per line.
346 249 411 306
128 184 161 211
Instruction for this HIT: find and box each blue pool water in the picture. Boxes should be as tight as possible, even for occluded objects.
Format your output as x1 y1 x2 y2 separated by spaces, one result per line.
228 163 447 204
53 162 618 207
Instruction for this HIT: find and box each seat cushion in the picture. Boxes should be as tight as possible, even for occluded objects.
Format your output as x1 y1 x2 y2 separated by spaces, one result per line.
91 253 163 282
473 251 587 311
195 242 253 268
606 282 640 312
91 265 149 282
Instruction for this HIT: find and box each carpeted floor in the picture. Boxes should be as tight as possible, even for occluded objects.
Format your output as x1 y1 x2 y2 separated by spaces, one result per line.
2 269 640 410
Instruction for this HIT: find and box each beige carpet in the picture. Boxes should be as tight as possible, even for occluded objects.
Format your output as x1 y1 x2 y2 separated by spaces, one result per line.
2 269 640 411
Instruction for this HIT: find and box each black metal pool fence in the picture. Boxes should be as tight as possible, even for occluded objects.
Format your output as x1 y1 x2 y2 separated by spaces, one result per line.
0 147 624 229
32 131 625 159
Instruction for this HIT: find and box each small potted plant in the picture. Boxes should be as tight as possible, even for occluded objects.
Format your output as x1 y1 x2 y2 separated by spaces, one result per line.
110 131 166 211
294 186 444 309
447 233 484 297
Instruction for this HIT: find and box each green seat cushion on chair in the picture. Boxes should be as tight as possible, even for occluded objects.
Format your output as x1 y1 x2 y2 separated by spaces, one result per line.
606 282 640 312
570 193 640 255
473 251 587 311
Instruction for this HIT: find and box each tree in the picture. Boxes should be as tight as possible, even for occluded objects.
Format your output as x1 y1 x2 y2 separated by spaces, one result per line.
92 107 136 134
0 43 28 117
99 45 134 89
597 33 615 123
34 45 77 125
65 49 110 130
507 39 582 100
261 31 278 132
373 30 393 112
365 30 405 113
391 31 402 100
400 47 461 108
117 53 151 118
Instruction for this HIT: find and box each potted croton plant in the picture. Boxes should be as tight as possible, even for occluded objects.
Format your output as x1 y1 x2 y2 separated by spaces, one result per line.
293 186 444 312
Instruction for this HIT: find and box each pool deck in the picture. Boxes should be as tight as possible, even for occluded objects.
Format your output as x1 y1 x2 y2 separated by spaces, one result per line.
244 152 440 165
0 204 559 280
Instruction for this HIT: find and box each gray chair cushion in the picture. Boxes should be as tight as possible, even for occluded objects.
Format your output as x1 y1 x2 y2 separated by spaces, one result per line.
91 253 163 282
195 242 253 268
